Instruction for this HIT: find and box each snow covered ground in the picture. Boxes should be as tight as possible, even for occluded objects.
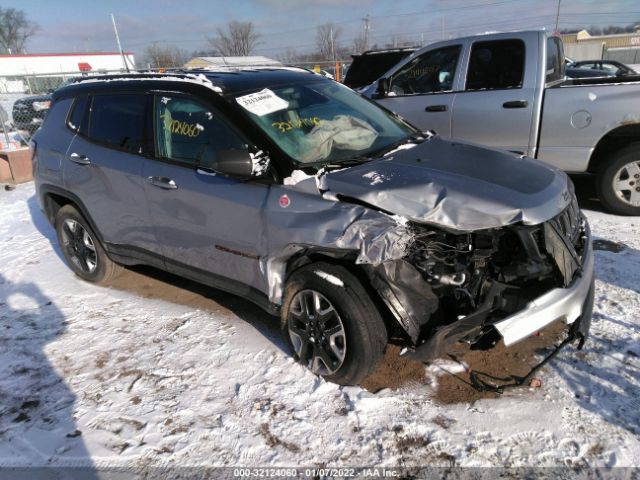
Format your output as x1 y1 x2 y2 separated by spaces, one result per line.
0 182 638 474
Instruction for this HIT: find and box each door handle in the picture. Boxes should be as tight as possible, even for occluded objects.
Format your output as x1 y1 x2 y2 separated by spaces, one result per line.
425 105 448 112
502 100 528 109
147 176 178 190
69 152 90 165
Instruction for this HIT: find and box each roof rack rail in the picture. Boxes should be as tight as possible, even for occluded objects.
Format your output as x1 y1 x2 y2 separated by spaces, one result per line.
69 71 214 84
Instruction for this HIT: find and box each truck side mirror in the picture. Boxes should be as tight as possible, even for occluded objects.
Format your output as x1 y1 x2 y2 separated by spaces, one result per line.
373 77 390 99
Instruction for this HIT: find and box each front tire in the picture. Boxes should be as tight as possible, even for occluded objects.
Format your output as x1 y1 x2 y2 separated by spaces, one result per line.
281 262 387 385
55 204 123 283
596 143 640 215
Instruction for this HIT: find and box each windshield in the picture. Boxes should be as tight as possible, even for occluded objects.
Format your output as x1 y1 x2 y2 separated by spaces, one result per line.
234 80 416 165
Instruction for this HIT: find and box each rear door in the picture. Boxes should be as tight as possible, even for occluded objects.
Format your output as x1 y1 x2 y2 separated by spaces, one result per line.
451 36 537 155
64 93 156 253
142 93 269 291
376 44 463 136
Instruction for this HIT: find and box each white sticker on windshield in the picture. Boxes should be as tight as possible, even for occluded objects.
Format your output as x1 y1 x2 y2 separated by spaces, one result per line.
236 89 288 116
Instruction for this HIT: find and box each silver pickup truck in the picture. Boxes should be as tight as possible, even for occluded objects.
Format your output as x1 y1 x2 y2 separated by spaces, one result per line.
362 30 640 215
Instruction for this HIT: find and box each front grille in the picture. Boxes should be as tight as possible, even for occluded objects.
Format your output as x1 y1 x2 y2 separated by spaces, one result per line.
551 196 582 245
543 197 584 287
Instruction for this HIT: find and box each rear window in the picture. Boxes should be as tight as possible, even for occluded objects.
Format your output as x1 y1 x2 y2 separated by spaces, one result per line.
466 39 525 90
546 36 564 83
88 94 147 154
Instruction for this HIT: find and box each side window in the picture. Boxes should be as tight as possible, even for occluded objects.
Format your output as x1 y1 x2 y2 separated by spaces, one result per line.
545 36 564 83
67 95 89 135
466 39 525 90
154 95 246 167
88 94 147 154
390 45 461 95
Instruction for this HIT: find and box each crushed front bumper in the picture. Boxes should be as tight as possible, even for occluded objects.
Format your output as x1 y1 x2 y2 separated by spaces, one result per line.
403 220 594 362
493 220 593 346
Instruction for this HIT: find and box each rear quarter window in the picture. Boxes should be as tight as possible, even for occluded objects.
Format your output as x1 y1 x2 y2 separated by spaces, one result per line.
87 94 148 154
38 97 74 133
67 95 89 135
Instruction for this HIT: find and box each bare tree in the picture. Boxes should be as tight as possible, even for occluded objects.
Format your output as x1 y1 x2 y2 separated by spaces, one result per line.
208 21 261 56
143 43 189 69
0 7 38 54
278 48 300 64
316 22 342 61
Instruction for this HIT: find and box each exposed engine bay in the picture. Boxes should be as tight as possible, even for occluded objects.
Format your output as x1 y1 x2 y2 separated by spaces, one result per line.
365 197 587 359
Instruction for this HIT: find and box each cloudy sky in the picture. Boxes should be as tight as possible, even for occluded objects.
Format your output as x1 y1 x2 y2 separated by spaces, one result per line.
14 0 640 61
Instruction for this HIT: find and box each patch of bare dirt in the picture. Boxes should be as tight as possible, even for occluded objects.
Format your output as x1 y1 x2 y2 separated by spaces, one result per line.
103 265 282 344
361 321 566 404
361 345 429 392
259 423 300 452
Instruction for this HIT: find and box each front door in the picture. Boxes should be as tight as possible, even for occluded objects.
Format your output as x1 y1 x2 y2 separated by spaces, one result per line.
142 93 269 291
376 44 463 136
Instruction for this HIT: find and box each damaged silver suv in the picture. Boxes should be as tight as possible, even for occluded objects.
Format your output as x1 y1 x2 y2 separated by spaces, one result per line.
32 70 594 385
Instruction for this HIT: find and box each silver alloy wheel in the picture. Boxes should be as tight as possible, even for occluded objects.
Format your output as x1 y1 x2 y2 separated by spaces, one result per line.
61 219 98 273
612 160 640 206
287 289 347 375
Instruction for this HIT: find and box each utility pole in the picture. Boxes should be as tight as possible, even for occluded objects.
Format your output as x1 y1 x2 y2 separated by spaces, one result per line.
441 17 445 40
554 0 561 34
330 26 335 63
363 15 370 52
111 13 130 72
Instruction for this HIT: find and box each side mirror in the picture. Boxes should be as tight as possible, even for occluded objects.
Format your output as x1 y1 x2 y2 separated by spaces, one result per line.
209 149 254 179
373 77 390 99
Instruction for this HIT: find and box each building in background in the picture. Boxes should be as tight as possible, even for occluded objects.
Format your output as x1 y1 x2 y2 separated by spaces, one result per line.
183 56 281 69
562 28 640 65
0 52 136 93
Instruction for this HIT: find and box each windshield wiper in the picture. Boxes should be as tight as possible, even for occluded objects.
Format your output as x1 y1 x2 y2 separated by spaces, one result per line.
323 157 372 169
367 132 427 158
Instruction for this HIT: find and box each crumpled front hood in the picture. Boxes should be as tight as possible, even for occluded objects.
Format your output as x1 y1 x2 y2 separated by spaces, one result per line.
322 136 572 231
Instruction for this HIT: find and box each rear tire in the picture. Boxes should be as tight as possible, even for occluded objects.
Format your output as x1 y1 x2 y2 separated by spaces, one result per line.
281 262 387 385
596 143 640 215
55 204 123 284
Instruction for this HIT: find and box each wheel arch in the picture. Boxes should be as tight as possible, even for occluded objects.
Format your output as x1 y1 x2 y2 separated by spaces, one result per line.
588 123 640 174
39 185 105 243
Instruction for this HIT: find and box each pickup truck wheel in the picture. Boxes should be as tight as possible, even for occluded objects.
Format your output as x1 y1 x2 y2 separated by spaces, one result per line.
281 262 387 386
55 205 123 284
597 144 640 215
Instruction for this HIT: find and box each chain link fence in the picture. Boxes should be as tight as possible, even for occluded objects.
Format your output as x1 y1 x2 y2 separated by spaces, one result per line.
0 70 131 148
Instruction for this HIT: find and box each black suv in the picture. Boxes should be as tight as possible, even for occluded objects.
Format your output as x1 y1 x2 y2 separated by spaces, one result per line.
32 70 593 385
